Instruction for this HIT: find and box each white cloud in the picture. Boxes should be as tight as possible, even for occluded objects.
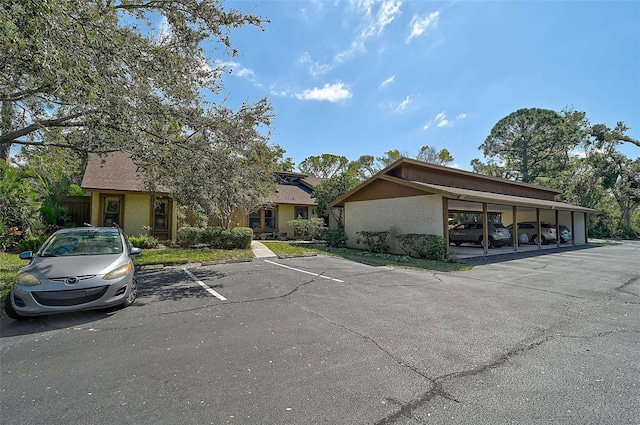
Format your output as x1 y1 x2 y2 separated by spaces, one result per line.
424 110 450 130
300 52 332 77
295 81 353 102
450 163 461 169
406 11 439 43
335 0 402 62
457 113 467 119
380 75 395 87
396 96 412 112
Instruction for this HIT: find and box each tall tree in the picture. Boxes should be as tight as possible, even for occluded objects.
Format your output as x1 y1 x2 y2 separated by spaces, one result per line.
0 0 270 164
312 172 360 227
416 145 454 166
475 108 585 183
298 154 350 178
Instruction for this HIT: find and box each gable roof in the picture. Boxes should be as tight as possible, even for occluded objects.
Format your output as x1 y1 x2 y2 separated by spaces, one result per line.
331 158 596 213
81 151 169 193
268 172 321 206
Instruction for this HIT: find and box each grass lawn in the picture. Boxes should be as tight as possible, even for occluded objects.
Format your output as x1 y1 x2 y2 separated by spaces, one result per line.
0 252 28 314
133 247 253 266
262 241 472 272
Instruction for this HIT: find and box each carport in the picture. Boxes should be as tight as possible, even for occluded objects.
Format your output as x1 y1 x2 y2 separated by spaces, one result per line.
331 158 596 258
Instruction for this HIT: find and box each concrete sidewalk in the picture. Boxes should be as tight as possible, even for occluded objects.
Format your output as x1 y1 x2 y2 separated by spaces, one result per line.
251 240 277 258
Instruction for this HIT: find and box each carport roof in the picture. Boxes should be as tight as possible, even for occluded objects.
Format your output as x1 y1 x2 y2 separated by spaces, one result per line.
332 172 597 213
404 179 597 212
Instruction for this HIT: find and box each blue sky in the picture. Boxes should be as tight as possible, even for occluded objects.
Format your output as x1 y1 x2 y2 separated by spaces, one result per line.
220 0 640 170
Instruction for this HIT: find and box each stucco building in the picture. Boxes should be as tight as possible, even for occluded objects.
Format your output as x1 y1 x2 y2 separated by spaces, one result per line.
331 158 596 256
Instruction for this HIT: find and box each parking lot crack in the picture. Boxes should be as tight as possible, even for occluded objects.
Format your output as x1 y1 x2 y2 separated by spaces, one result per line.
615 275 640 298
374 333 561 424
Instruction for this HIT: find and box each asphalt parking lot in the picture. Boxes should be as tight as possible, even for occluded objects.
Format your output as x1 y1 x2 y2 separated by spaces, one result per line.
1 241 639 425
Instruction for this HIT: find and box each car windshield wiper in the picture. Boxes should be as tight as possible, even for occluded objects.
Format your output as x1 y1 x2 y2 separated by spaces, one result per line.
39 253 58 257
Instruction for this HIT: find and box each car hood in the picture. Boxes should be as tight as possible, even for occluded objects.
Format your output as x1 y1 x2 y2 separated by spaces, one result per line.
22 254 126 279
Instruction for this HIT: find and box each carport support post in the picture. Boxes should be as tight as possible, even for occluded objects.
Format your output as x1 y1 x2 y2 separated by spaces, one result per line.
556 210 560 248
536 208 541 249
442 197 449 256
571 211 575 246
513 206 518 252
483 202 488 256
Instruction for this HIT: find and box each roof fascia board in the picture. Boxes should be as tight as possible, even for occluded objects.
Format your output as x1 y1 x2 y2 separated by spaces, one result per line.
398 157 562 195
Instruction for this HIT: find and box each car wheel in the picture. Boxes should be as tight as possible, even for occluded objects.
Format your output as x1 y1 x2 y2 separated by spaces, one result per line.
4 293 27 320
531 235 539 245
454 242 462 246
120 277 138 308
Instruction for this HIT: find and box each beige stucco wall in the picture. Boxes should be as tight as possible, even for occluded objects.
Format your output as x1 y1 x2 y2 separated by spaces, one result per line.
89 191 101 226
276 205 320 237
278 205 295 235
123 193 151 237
344 195 443 253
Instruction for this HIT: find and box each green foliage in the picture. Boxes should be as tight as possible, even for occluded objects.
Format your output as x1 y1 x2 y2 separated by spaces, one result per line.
288 218 325 241
356 231 389 253
312 173 360 226
416 145 454 166
322 228 348 247
0 162 42 232
299 154 350 178
616 226 638 239
177 227 202 247
397 234 447 260
18 235 47 253
40 205 67 225
177 226 252 249
128 234 159 249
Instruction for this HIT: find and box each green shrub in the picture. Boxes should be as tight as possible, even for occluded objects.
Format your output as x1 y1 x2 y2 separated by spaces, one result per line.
18 235 47 253
322 228 348 247
397 233 447 260
177 226 252 249
128 234 159 249
356 230 389 253
615 225 638 239
230 227 253 249
288 218 325 240
177 226 202 247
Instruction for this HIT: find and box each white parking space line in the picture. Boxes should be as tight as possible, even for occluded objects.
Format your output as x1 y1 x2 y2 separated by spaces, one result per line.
183 268 227 301
265 260 344 283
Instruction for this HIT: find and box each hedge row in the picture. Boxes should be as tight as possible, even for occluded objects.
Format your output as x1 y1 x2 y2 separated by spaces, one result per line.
177 226 253 249
356 230 447 260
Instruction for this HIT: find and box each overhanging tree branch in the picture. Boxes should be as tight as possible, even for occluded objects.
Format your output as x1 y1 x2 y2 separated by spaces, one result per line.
0 113 84 144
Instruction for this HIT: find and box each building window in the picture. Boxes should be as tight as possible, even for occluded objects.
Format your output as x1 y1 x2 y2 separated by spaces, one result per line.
264 209 276 230
103 196 121 226
154 200 168 230
295 206 309 220
249 210 261 230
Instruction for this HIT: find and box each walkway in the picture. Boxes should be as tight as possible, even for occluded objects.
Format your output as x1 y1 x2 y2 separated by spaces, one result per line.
251 240 277 258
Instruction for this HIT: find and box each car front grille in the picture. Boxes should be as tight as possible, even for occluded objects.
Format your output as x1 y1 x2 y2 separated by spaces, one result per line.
32 286 109 306
49 275 96 283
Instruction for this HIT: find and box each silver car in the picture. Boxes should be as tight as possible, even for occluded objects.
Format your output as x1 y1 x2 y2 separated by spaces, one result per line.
507 222 557 245
4 227 141 320
449 222 513 247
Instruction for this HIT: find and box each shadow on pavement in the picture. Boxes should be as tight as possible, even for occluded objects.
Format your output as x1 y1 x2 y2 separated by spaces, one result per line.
461 243 602 266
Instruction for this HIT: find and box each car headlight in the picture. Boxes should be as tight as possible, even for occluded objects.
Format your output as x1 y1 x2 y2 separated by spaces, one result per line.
103 263 132 280
15 271 41 286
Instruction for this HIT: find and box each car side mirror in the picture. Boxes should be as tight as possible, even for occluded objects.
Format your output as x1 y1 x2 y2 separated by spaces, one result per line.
18 251 33 260
130 247 142 256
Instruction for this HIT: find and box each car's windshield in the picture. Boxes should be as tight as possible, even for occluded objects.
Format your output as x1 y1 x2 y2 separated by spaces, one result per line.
40 231 123 257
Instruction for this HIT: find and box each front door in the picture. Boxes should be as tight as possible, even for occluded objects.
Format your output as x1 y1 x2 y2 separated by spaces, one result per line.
103 195 122 227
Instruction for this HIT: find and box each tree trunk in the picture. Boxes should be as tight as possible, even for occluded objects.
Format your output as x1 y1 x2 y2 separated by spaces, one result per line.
1 100 12 162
